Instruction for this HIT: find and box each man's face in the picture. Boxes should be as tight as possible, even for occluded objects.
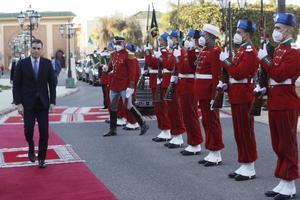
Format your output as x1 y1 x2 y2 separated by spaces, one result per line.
274 23 288 39
158 37 167 46
236 28 249 41
115 41 125 47
31 43 43 59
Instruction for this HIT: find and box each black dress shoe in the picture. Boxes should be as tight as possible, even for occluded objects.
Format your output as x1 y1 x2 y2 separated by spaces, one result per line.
167 143 183 149
265 191 279 197
139 123 149 135
152 137 170 142
198 159 208 165
38 160 46 168
273 194 296 200
228 172 238 178
103 131 117 137
234 174 256 181
105 119 110 123
28 151 36 163
204 161 222 167
164 142 170 147
28 144 36 163
180 150 201 156
123 126 139 131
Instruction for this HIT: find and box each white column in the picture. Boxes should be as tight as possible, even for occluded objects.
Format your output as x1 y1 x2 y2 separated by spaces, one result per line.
46 24 53 59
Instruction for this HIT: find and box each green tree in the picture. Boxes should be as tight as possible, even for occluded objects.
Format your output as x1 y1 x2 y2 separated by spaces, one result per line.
91 16 143 49
163 1 300 49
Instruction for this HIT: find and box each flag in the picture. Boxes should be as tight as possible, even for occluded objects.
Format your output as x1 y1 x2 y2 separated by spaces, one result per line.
150 6 159 38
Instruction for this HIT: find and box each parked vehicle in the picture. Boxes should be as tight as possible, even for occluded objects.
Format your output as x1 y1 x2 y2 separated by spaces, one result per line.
75 60 85 81
135 58 153 111
83 59 91 82
88 63 100 86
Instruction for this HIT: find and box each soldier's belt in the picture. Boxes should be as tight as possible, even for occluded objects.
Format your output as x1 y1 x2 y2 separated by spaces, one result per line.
229 78 253 84
149 69 158 74
179 73 195 79
269 78 292 86
195 74 212 79
162 69 172 74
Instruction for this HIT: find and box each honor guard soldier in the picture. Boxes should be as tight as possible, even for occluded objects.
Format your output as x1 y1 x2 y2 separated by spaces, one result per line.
174 28 203 156
100 46 111 109
154 31 186 148
123 43 141 130
193 24 224 166
144 33 172 142
103 36 149 137
257 13 300 200
219 19 259 181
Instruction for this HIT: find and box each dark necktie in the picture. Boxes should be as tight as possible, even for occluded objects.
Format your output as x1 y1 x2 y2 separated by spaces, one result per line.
33 59 38 79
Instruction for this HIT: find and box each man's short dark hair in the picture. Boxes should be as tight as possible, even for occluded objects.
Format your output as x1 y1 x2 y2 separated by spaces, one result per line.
31 39 43 47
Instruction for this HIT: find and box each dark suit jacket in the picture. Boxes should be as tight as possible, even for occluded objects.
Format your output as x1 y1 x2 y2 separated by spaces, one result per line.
13 57 56 110
10 59 18 81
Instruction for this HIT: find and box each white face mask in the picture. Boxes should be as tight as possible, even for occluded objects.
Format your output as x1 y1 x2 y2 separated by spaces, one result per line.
189 39 195 49
272 29 283 43
198 36 206 47
233 33 243 44
184 39 195 49
167 37 174 48
115 45 123 52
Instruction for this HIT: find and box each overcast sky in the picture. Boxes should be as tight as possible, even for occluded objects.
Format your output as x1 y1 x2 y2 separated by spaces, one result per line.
0 0 298 21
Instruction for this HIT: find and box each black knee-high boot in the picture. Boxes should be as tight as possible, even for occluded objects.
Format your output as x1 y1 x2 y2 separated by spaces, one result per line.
129 107 149 135
103 111 117 137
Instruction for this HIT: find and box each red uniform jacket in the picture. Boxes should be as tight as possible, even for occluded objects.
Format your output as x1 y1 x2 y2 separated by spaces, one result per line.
134 58 141 85
109 49 136 91
100 55 111 85
224 42 259 104
160 48 176 89
261 39 300 110
195 44 222 100
177 47 196 95
144 49 159 89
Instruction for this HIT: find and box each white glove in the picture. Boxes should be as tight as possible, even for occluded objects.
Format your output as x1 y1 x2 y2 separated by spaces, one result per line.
17 104 24 116
102 65 108 72
10 80 13 84
173 48 181 57
216 80 228 90
49 104 55 113
210 100 215 111
170 75 178 83
257 43 268 60
219 47 229 61
199 36 206 47
144 44 153 51
157 78 162 85
143 68 149 75
125 88 135 98
253 84 266 95
154 50 162 59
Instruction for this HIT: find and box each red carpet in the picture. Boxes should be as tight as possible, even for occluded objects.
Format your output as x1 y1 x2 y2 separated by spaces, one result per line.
4 114 62 124
0 125 116 200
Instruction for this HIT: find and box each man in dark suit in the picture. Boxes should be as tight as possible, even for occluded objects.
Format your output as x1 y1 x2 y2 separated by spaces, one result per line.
13 39 56 168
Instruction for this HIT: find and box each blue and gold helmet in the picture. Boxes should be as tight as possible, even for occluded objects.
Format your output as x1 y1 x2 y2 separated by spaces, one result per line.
274 12 297 27
237 19 256 32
